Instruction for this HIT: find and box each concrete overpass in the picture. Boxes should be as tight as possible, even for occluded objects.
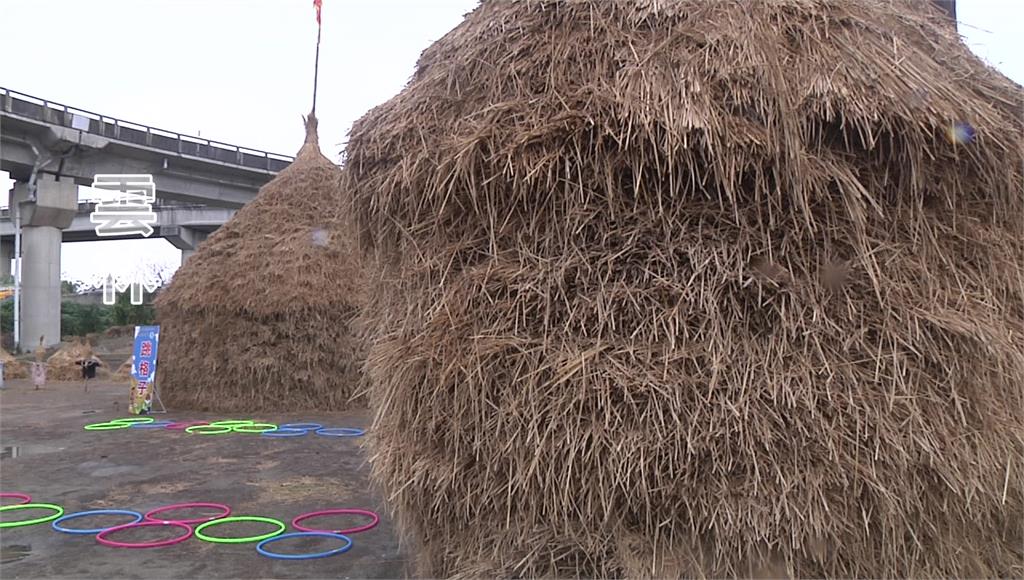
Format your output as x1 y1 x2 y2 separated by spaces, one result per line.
0 86 293 349
1 87 292 208
0 201 235 266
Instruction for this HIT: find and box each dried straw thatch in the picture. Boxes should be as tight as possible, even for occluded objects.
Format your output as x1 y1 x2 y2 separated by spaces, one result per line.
46 338 103 381
113 356 133 383
155 114 365 412
346 0 1024 577
0 347 27 379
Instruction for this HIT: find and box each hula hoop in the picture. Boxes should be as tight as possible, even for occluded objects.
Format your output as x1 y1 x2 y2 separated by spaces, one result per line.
292 509 380 534
52 509 143 535
185 424 234 435
110 417 155 425
232 423 277 434
0 503 65 528
130 420 175 429
84 421 130 431
96 521 193 548
315 427 366 438
144 502 231 524
0 493 32 505
165 421 208 431
256 531 353 560
209 420 255 427
279 423 323 431
261 428 308 438
194 516 285 544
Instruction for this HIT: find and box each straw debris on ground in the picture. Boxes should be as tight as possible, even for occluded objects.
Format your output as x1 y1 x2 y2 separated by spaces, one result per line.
155 114 366 412
345 0 1024 577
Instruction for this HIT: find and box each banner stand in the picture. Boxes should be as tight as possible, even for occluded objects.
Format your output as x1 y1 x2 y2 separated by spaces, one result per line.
151 380 167 414
130 325 164 415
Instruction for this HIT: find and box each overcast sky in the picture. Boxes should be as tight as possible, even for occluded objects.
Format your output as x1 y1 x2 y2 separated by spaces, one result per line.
1 0 1021 286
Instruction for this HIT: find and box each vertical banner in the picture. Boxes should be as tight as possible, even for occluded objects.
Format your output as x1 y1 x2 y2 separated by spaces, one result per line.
129 325 160 415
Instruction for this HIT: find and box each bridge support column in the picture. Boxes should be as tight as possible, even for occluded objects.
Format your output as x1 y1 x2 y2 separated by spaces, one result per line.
21 226 62 348
1 239 12 280
13 176 77 349
163 226 209 265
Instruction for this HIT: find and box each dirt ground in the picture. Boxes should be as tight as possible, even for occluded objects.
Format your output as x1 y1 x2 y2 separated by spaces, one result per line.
0 379 409 579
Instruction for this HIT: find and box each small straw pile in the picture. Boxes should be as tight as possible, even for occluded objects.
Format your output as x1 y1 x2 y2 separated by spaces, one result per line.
0 347 27 379
155 114 365 413
46 338 104 381
113 356 133 382
345 0 1024 577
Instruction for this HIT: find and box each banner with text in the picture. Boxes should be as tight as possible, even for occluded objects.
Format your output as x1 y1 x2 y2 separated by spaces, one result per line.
129 325 160 415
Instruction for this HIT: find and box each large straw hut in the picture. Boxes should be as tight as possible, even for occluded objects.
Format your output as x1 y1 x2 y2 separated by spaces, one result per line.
155 115 365 412
345 0 1023 577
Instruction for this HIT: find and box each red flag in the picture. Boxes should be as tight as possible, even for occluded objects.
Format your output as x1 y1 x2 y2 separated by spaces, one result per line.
313 0 322 25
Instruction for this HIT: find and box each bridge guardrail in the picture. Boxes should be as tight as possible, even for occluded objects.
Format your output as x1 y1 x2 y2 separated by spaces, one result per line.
1 87 294 173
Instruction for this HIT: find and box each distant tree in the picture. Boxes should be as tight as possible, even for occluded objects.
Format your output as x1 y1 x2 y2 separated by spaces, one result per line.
61 302 111 337
0 300 11 333
61 280 83 295
109 288 156 326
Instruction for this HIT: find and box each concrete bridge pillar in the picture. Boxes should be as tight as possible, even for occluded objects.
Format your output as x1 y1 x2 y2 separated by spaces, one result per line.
1 239 12 280
163 225 209 265
12 175 77 348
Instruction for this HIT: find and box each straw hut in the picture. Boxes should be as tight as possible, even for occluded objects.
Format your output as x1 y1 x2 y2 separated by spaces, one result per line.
155 114 365 412
345 0 1023 577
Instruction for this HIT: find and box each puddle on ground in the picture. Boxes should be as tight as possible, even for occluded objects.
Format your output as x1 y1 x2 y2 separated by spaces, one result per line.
0 444 65 460
0 544 31 564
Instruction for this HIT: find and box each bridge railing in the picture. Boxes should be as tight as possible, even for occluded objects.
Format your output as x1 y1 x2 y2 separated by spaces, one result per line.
1 87 294 173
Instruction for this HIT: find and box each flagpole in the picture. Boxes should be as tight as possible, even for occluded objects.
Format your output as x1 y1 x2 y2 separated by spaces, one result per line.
312 4 322 115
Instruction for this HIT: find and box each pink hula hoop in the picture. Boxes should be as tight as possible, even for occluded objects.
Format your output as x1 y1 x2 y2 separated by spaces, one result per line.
164 421 209 431
96 521 193 548
0 493 32 505
291 508 380 534
144 502 231 524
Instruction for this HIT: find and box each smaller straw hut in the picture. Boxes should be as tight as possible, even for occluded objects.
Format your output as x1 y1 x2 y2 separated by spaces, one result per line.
155 114 365 412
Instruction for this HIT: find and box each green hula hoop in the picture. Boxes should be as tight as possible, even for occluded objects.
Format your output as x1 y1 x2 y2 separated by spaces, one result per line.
110 417 155 425
185 424 234 435
210 420 255 427
0 503 65 528
232 423 277 434
84 421 131 431
194 516 285 544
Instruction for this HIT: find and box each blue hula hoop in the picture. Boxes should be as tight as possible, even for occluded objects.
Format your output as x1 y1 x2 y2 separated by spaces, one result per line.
262 428 309 438
315 427 365 437
256 531 353 560
130 421 175 429
52 509 143 535
279 423 323 431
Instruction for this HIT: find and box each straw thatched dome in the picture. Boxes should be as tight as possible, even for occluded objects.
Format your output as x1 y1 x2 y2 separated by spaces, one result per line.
346 0 1023 577
156 115 366 412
